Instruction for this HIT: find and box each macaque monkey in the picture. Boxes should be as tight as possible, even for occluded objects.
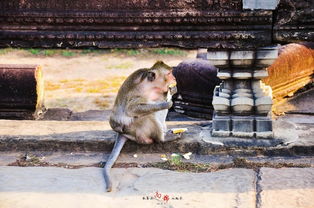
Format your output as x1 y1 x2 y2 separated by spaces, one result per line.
104 61 179 192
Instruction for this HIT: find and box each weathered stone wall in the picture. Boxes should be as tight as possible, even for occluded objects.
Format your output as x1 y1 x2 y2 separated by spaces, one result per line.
0 0 274 49
0 0 312 49
273 0 314 43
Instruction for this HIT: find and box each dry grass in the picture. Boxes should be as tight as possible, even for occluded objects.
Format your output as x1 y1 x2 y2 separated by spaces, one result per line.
44 77 125 111
94 97 111 109
45 76 126 94
106 62 134 69
45 82 62 91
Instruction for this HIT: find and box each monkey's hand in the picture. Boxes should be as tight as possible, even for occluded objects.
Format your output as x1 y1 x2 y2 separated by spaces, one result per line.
167 100 173 109
161 130 182 142
128 101 173 116
169 85 177 96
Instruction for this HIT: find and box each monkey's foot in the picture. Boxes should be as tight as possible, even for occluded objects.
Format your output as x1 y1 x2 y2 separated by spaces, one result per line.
163 130 183 142
137 137 154 144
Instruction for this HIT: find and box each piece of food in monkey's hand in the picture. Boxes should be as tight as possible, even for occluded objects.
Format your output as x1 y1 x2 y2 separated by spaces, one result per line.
169 83 177 96
169 83 177 88
171 128 188 134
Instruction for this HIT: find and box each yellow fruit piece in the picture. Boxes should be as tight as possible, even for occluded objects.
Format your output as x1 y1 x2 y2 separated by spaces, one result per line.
169 83 177 88
171 128 187 134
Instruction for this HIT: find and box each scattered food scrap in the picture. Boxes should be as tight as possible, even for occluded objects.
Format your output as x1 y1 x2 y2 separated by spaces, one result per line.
171 128 188 134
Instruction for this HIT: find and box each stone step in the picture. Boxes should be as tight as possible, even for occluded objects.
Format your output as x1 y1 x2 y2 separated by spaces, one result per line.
0 119 313 156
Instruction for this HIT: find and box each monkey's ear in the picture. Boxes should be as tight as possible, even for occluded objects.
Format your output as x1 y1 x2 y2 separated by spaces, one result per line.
147 71 156 82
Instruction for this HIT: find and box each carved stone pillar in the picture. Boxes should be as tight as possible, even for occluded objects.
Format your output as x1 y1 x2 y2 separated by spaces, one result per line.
208 46 279 138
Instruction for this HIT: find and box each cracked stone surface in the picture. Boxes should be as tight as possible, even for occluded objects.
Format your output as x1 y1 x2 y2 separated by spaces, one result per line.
259 168 314 208
0 167 256 208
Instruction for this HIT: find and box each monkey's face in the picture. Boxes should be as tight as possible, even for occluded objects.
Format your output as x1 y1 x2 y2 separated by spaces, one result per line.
141 67 176 101
138 61 176 101
150 68 176 91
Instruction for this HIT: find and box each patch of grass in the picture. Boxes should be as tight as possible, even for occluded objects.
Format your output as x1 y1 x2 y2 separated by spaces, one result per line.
43 49 58 56
111 48 142 56
0 48 14 55
81 49 97 54
80 49 109 55
110 48 187 56
61 50 76 57
148 48 187 56
126 49 142 56
107 62 134 70
169 154 182 166
24 49 59 56
26 48 41 55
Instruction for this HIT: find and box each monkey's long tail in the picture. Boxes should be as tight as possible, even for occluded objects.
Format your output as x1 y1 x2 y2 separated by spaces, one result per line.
103 134 128 192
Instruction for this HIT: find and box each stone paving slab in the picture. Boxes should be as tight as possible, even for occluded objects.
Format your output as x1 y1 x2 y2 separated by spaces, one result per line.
0 167 256 208
259 167 314 208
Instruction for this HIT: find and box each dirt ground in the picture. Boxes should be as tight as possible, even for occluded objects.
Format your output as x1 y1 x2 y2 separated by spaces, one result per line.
0 48 197 112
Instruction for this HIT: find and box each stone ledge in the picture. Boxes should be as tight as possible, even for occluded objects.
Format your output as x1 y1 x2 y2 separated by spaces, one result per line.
0 118 313 156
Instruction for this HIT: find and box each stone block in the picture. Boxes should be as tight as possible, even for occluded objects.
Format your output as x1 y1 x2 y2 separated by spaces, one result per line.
231 59 254 67
217 69 231 79
234 80 251 89
233 71 252 79
221 88 232 94
252 80 263 90
234 89 252 94
212 93 231 114
253 69 268 79
255 96 272 115
219 91 230 98
255 116 273 138
231 97 254 115
222 80 233 91
196 48 207 60
232 116 254 137
243 0 279 10
212 115 231 137
206 51 229 67
232 92 253 98
230 50 254 60
256 46 279 59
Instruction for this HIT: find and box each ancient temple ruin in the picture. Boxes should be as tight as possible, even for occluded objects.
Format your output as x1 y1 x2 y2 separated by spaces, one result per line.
0 0 313 138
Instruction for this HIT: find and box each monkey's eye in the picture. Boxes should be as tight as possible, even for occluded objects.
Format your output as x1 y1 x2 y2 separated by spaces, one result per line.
147 71 156 82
